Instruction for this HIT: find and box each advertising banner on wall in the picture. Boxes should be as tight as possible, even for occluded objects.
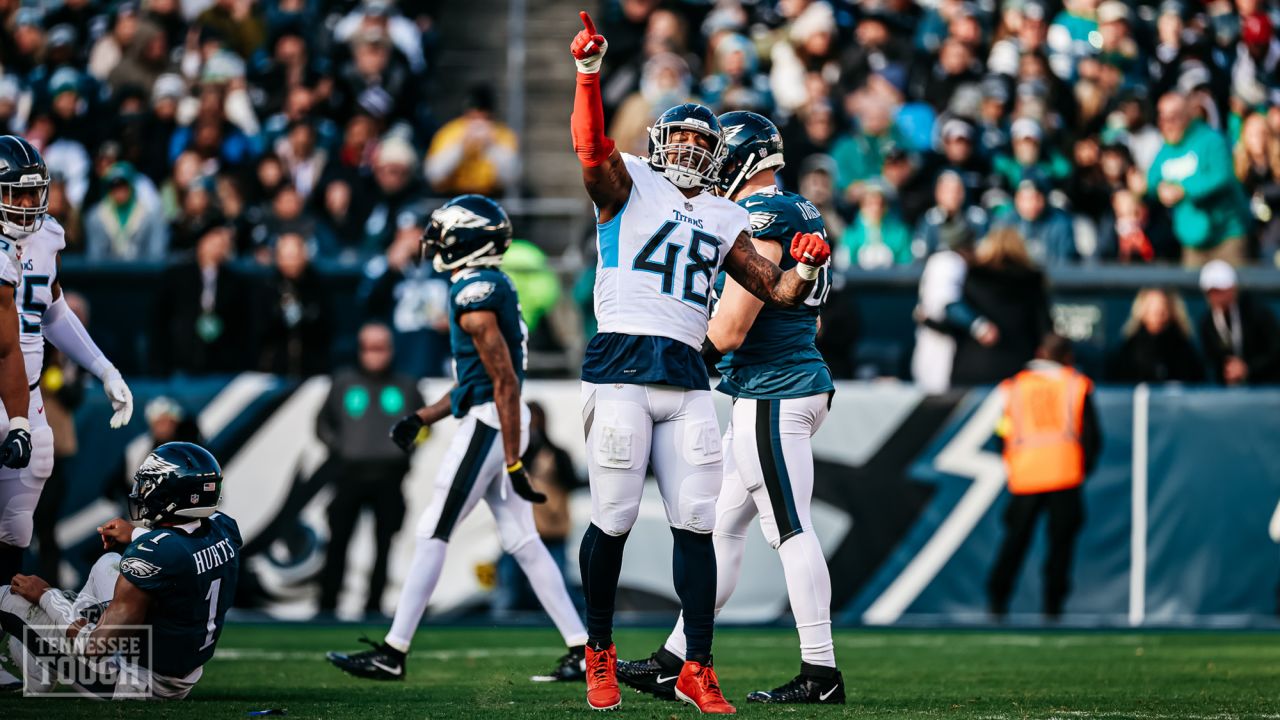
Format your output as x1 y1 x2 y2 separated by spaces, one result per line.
49 378 1280 627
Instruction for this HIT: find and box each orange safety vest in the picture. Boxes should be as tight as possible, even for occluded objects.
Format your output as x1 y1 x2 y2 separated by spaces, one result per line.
998 365 1093 495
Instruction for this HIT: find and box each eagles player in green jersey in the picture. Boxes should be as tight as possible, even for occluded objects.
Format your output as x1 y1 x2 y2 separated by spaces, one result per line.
618 111 845 705
327 195 588 685
2 442 239 699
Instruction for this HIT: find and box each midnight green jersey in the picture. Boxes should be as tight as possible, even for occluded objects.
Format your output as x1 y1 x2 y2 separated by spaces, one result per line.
447 268 527 418
716 187 834 399
118 513 241 678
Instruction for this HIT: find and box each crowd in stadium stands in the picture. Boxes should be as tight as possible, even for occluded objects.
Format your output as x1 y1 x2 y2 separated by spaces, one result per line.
1 0 1278 385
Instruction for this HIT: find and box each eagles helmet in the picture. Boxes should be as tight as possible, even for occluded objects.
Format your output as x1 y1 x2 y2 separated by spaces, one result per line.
128 442 224 528
648 103 726 190
716 111 785 198
0 135 49 238
421 194 513 272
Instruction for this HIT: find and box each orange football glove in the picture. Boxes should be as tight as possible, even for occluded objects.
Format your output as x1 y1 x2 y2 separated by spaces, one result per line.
571 11 608 73
790 232 831 279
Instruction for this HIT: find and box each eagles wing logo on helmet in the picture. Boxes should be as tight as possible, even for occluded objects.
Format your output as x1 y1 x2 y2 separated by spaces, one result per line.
120 557 163 579
433 205 491 240
722 124 746 143
138 453 180 479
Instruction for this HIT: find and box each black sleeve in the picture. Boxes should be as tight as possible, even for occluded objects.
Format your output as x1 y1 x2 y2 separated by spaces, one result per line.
1198 313 1227 384
1246 303 1280 383
315 376 342 450
1081 391 1102 476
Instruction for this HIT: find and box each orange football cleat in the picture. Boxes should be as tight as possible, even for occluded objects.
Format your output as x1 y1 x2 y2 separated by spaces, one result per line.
585 644 621 711
675 659 736 714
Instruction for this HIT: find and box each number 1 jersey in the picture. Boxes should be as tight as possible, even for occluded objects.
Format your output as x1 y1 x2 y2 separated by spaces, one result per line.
584 153 749 390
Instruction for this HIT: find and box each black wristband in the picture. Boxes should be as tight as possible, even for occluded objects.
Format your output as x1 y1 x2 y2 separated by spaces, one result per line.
701 337 725 366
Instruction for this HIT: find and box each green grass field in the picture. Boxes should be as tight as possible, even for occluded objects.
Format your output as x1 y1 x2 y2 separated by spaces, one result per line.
2 625 1278 719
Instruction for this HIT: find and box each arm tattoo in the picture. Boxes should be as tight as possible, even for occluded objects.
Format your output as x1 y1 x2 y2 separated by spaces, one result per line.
724 232 814 308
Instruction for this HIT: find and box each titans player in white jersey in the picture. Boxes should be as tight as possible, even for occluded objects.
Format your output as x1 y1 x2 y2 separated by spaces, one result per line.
569 13 831 714
618 112 845 706
0 135 130 688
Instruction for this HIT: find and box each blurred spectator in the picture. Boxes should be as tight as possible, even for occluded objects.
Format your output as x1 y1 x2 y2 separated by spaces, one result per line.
840 180 913 269
1108 288 1204 383
993 118 1071 194
85 162 169 261
317 322 422 616
1096 190 1178 263
169 175 224 254
1233 112 1280 266
107 19 171 94
275 120 327 202
331 24 418 130
769 1 837 116
1046 0 1100 82
256 233 332 377
778 100 836 189
1148 92 1250 267
918 118 992 206
798 155 845 240
951 228 1054 386
914 170 990 258
363 137 426 253
611 53 693 156
424 86 519 197
152 224 249 374
992 175 1079 265
918 37 982 114
358 216 452 378
46 178 84 253
31 292 90 586
832 98 907 205
700 33 772 113
88 3 141 81
494 401 579 614
912 223 977 393
137 74 187 184
989 333 1100 619
1197 260 1280 385
197 0 267 60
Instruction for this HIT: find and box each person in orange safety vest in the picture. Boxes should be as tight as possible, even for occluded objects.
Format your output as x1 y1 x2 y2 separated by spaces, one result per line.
987 333 1101 620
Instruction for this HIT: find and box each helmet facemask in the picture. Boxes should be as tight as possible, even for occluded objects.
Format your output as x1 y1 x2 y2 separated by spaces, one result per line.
648 122 725 190
0 177 48 238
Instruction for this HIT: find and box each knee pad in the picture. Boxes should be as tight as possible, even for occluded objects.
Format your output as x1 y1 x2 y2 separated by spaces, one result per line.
591 501 639 537
30 426 54 481
674 471 721 534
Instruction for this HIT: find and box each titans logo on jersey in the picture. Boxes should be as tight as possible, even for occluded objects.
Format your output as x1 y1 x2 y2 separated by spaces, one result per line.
716 187 834 400
0 216 65 385
447 267 527 419
118 512 241 679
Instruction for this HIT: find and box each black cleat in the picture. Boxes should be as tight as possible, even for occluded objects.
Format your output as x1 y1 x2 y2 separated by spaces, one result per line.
616 646 683 701
530 645 586 682
326 637 407 681
747 663 845 704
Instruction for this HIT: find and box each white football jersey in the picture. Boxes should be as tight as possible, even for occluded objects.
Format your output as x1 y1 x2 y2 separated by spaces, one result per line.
594 153 750 350
0 218 65 385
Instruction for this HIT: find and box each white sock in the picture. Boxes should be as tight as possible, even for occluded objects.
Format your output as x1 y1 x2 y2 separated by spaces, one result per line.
385 538 448 653
663 531 747 660
778 533 835 668
511 540 588 647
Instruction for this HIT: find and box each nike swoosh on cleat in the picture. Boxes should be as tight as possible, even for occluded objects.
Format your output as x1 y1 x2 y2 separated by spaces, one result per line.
655 674 679 684
820 686 839 701
370 660 402 676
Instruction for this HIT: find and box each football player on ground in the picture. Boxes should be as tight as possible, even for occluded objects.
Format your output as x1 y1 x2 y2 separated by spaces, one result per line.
1 442 240 699
569 13 831 714
617 111 845 705
0 134 133 690
327 195 589 684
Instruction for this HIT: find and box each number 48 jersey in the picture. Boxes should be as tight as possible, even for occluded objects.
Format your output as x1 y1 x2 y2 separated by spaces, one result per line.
586 153 750 389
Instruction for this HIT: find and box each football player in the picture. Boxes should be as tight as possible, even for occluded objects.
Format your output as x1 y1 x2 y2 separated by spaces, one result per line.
0 135 133 584
569 13 831 714
327 195 589 684
1 442 240 699
617 112 845 705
